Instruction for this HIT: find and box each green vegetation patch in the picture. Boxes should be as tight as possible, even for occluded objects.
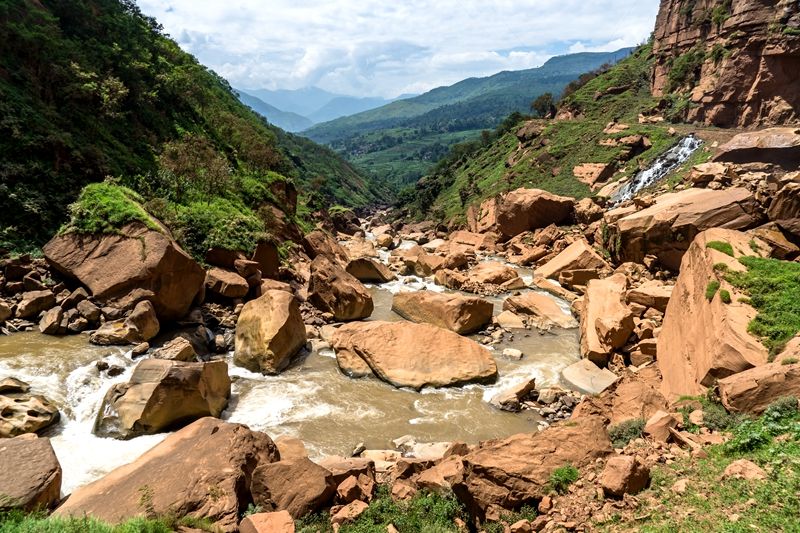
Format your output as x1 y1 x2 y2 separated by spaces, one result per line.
607 397 800 532
706 240 734 257
0 510 216 533
61 183 162 235
720 289 732 304
608 418 646 448
726 257 800 356
548 464 580 495
705 280 721 301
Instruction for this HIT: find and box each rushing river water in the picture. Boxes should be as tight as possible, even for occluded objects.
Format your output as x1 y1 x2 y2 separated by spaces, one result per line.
0 244 580 496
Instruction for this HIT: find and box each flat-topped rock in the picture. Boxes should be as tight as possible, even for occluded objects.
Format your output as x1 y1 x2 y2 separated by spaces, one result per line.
392 291 493 335
562 359 619 395
503 292 577 329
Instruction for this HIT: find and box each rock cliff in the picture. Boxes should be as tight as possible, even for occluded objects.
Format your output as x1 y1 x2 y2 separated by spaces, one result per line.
652 0 800 127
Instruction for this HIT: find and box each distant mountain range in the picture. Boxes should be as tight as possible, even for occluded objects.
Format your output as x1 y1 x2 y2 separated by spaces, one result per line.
236 87 411 132
302 48 635 185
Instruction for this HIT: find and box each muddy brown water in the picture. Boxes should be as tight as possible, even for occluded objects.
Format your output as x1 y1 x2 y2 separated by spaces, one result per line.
0 255 580 495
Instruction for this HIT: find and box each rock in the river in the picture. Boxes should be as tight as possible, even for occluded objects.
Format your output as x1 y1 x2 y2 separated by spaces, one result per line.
251 458 336 519
468 262 521 286
452 416 611 521
562 359 618 395
235 290 307 374
0 435 62 511
345 257 396 283
38 306 64 335
205 267 249 299
0 384 60 438
580 274 635 366
308 256 373 321
94 359 231 439
468 188 574 240
56 418 279 532
719 362 800 415
391 291 493 335
503 292 577 329
16 290 56 319
535 239 608 280
90 300 160 345
330 321 497 390
489 378 537 412
43 222 205 321
613 188 761 270
152 336 197 362
658 229 769 400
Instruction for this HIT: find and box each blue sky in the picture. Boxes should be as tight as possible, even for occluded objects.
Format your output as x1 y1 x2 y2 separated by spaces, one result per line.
136 1 661 98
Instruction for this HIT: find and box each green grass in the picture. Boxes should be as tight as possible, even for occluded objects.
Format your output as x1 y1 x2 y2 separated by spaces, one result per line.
603 398 800 532
61 183 162 235
706 241 734 257
0 510 218 533
720 289 732 304
296 487 466 533
549 465 580 495
608 419 646 448
726 257 800 357
706 280 721 301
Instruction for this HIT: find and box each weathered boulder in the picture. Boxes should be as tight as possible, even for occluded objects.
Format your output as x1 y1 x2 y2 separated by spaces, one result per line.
43 222 205 321
562 359 619 395
658 229 769 400
627 281 673 313
252 241 280 280
768 183 800 239
0 436 62 511
715 129 800 167
609 377 669 425
468 261 521 286
56 418 279 531
580 274 635 366
750 223 800 260
240 511 295 533
330 321 497 390
0 386 60 438
489 378 537 412
152 336 197 362
391 292 493 335
303 229 349 266
468 188 574 240
573 163 616 188
644 411 680 442
90 300 159 345
235 290 307 374
38 306 64 335
600 455 649 497
722 459 766 481
205 267 249 299
251 458 336 519
16 290 56 319
503 292 577 329
308 256 374 321
94 359 231 439
719 362 800 414
345 258 396 283
613 188 761 270
535 239 608 280
453 416 612 521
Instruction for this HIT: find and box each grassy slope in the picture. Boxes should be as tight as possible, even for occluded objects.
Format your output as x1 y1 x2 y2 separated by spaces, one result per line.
0 0 387 252
409 44 690 224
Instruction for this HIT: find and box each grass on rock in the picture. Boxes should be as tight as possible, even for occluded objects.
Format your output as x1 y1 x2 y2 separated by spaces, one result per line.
0 511 217 533
706 240 734 257
609 418 645 448
548 464 580 495
61 183 162 235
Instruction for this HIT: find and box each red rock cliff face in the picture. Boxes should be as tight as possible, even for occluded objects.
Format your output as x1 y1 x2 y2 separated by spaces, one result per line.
652 0 800 127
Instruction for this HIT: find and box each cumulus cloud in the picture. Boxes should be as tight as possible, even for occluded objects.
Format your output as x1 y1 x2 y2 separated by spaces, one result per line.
136 0 660 98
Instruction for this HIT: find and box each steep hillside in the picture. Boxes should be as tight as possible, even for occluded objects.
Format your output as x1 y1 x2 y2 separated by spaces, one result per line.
237 90 314 132
402 44 695 223
652 0 800 127
0 0 387 252
303 49 633 185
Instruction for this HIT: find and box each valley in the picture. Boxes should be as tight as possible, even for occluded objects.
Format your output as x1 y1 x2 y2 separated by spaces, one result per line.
1 1 800 533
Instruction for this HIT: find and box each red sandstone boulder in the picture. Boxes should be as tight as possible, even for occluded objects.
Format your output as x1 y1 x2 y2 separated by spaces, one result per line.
580 274 635 366
43 222 204 321
308 256 374 321
535 239 608 280
719 362 800 414
600 455 650 497
205 268 249 299
345 257 396 283
468 188 574 240
391 291 493 335
0 435 62 512
251 458 335 519
503 292 577 329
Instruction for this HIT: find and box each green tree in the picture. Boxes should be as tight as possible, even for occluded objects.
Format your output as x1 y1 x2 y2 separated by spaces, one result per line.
531 92 556 118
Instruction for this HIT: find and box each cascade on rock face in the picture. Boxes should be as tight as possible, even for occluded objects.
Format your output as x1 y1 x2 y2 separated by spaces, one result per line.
611 135 702 205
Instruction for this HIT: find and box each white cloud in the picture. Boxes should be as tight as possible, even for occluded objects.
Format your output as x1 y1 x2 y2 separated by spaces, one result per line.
136 0 660 98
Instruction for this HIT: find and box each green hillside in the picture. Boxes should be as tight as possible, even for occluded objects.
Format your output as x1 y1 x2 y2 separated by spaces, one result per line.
303 49 633 185
0 0 388 252
402 44 691 224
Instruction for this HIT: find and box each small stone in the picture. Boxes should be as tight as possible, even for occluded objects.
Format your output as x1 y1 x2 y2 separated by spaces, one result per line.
502 348 524 360
671 479 689 494
131 342 150 357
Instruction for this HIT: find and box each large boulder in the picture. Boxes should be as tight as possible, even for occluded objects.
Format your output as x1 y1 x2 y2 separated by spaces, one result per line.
235 290 307 374
55 418 279 532
251 458 336 519
580 274 635 366
600 455 649 497
94 359 231 439
627 280 673 313
205 267 249 299
562 359 619 395
330 321 498 390
16 290 56 319
453 416 612 521
719 362 800 414
714 128 800 168
303 229 349 266
391 292 493 335
308 256 374 321
0 435 62 511
768 183 800 239
345 258 396 283
43 222 205 321
534 239 608 280
468 262 521 286
90 300 159 345
503 292 577 329
613 188 761 270
0 383 60 438
252 241 280 280
658 229 769 401
468 188 574 240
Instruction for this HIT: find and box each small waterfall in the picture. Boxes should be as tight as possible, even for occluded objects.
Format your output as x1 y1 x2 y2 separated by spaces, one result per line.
611 135 703 204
